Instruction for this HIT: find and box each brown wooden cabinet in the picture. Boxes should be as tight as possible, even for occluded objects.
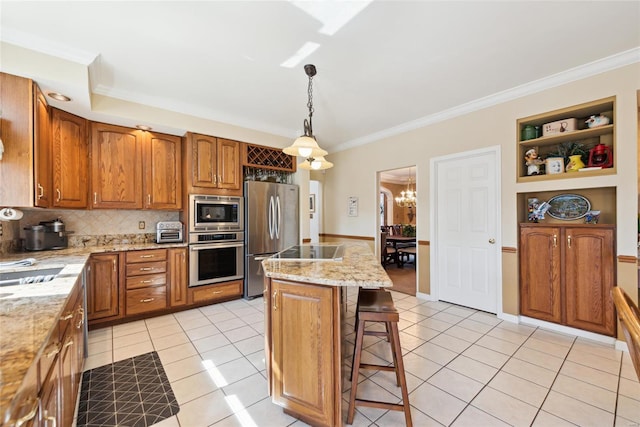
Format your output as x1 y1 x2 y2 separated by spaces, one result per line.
184 132 242 196
91 122 182 210
87 253 120 321
0 73 53 208
51 108 89 208
188 280 243 305
169 247 188 307
125 249 168 316
34 85 52 208
267 279 340 427
519 224 616 336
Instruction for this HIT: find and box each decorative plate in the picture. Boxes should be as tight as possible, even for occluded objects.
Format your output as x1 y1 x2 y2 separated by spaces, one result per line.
547 194 591 220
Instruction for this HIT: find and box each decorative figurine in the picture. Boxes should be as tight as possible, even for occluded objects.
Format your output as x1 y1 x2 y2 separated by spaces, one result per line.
525 148 544 175
585 114 610 128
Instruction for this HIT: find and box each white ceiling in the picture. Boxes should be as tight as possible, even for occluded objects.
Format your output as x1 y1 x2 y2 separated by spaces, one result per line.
1 1 639 159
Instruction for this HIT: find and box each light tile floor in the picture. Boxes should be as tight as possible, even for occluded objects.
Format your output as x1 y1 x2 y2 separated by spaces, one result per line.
81 289 640 427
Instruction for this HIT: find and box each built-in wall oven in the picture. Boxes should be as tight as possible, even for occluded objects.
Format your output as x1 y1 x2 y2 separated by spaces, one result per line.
189 231 244 287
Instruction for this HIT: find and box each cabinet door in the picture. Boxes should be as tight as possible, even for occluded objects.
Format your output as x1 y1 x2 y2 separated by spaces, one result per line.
565 227 616 336
51 108 89 208
87 253 119 320
169 247 188 307
271 280 335 426
60 332 76 427
91 123 143 209
145 133 182 209
519 226 562 323
38 362 60 427
33 85 51 208
191 134 218 188
217 138 241 190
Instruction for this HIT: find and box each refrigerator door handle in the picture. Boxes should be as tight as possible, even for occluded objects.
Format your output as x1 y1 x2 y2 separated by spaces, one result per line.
268 196 275 240
275 195 281 239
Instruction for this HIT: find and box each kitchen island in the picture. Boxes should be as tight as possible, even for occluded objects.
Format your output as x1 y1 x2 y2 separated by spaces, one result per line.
262 243 392 427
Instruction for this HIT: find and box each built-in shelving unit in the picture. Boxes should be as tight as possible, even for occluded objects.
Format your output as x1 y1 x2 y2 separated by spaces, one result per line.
516 97 615 183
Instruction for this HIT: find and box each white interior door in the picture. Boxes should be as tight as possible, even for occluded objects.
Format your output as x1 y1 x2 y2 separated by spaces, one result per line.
432 147 500 313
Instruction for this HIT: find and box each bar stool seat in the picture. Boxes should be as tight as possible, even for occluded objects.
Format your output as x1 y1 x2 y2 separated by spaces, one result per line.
347 290 412 426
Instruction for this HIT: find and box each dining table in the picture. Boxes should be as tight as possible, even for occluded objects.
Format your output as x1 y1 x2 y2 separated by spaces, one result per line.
385 235 416 266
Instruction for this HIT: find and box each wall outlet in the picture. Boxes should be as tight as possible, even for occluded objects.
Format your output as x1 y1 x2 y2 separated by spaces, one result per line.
138 221 145 230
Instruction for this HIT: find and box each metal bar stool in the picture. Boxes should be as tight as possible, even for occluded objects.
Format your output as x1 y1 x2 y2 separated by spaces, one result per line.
347 290 412 426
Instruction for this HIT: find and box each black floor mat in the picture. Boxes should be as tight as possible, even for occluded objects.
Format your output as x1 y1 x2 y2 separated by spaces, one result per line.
76 351 179 427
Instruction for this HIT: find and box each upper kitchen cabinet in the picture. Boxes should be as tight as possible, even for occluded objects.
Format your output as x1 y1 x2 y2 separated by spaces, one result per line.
0 72 53 207
51 108 89 209
91 122 182 210
183 132 242 196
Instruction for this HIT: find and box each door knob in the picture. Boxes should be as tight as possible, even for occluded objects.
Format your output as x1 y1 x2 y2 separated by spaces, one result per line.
488 238 496 244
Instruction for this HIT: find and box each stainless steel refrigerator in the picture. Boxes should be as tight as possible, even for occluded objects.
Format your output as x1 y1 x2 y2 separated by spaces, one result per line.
244 181 299 298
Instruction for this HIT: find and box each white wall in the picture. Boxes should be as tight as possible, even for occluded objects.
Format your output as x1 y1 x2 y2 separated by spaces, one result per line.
322 64 640 258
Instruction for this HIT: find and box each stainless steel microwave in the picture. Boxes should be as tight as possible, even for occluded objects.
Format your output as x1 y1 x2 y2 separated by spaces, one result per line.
189 194 243 232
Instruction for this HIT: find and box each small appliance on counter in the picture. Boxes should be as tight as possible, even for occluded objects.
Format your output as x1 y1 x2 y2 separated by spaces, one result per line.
156 221 184 243
24 218 72 251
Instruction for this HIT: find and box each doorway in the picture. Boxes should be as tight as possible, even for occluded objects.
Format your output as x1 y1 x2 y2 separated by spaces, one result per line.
431 146 501 313
378 167 417 296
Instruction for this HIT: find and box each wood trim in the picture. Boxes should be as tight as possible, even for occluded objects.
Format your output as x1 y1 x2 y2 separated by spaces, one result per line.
618 255 638 264
502 247 517 253
418 240 429 246
302 238 311 243
319 233 374 241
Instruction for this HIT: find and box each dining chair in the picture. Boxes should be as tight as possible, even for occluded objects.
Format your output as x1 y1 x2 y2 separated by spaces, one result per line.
612 286 640 380
380 232 397 267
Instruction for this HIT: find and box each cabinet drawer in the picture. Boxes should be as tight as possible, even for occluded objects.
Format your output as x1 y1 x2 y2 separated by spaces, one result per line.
58 284 80 337
126 286 167 316
125 261 167 276
189 281 242 304
38 322 60 388
126 273 167 290
126 249 167 263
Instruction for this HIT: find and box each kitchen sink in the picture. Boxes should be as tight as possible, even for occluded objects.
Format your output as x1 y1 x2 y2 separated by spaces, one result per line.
0 267 64 286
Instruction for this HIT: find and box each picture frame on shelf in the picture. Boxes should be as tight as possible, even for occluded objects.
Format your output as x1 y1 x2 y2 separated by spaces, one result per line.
309 194 316 213
545 157 565 175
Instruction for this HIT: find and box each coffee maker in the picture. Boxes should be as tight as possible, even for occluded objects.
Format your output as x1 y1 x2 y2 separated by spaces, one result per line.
24 218 71 251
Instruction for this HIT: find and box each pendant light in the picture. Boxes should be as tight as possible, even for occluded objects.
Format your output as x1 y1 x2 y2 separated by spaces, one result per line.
283 64 332 169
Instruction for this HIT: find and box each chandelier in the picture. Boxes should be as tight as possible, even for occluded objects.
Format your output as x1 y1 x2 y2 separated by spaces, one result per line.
395 168 416 208
283 64 333 170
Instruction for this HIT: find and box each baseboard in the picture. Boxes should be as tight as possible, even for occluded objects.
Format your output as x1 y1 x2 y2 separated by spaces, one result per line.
415 291 435 301
518 316 617 346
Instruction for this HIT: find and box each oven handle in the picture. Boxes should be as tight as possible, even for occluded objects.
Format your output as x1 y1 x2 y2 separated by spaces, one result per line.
190 242 243 251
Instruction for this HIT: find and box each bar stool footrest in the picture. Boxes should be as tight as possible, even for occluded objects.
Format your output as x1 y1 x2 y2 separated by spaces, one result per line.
359 363 396 372
355 398 406 412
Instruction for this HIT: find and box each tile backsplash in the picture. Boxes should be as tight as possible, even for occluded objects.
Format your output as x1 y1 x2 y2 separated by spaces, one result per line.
0 209 179 253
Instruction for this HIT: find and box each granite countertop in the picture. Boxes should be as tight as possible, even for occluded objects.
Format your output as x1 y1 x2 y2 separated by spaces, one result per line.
262 243 392 288
0 241 188 419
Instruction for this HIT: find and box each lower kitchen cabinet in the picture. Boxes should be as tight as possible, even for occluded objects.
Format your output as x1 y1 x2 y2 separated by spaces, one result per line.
188 280 243 305
266 279 339 427
125 249 168 316
169 247 188 306
87 253 120 321
519 224 616 336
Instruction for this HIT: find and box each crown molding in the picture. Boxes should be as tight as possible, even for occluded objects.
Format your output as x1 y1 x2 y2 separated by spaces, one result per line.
336 47 640 153
2 27 98 65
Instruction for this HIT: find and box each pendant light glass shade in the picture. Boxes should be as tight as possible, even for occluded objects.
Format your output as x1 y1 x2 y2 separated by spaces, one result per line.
298 156 333 170
283 64 332 169
283 135 327 158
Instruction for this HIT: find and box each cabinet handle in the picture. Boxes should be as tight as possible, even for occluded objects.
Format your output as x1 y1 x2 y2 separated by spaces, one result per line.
113 260 117 272
140 254 154 258
212 290 223 294
94 192 98 204
147 194 151 205
139 267 152 271
273 290 278 310
46 342 61 358
553 234 557 248
13 397 39 427
37 183 44 199
567 235 572 248
60 312 74 321
140 280 152 284
213 174 217 184
44 410 57 427
140 298 155 303
63 337 74 348
218 175 222 184
56 188 61 202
